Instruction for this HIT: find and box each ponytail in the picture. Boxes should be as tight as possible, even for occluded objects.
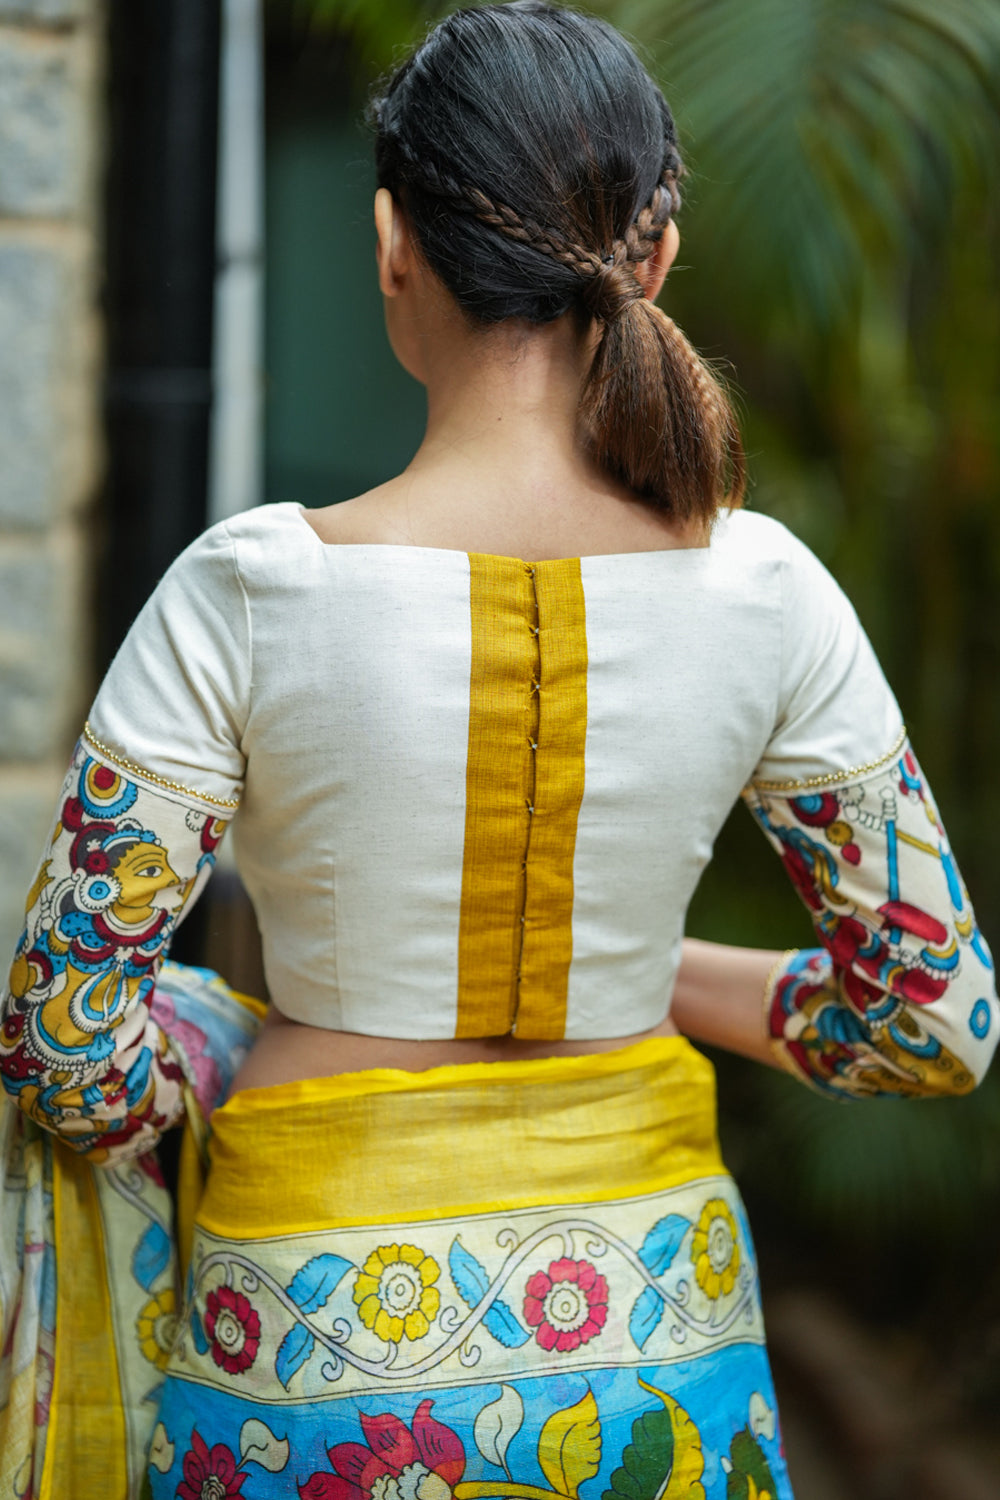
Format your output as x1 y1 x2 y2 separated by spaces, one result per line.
580 278 745 525
463 185 747 526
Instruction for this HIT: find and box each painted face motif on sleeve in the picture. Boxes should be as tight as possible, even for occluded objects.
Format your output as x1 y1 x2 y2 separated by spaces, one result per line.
1 741 234 1161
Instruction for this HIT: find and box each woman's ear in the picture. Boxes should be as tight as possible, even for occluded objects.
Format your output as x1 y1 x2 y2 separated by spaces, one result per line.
374 187 414 297
637 218 680 303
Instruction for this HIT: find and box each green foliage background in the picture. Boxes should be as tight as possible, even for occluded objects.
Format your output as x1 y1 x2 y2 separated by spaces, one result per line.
265 0 1000 1351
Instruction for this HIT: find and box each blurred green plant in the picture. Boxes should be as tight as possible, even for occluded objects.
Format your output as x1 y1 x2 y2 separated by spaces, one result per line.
265 0 1000 1265
612 0 1000 327
622 0 1000 1270
265 0 445 72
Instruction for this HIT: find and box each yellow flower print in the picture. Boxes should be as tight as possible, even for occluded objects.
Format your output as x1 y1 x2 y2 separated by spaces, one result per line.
136 1287 178 1370
691 1199 740 1301
353 1242 441 1344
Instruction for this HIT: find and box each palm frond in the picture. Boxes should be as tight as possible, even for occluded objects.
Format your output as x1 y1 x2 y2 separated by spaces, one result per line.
603 0 1000 334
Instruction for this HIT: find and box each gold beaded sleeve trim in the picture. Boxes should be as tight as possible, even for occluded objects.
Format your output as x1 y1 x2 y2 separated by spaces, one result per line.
82 723 241 810
747 723 907 793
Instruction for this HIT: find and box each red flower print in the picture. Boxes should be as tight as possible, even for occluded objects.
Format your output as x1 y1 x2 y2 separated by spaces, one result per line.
824 914 870 972
176 1428 249 1499
299 1400 465 1500
523 1257 608 1353
205 1285 261 1375
828 913 948 1009
299 1479 350 1500
878 900 949 948
60 795 86 831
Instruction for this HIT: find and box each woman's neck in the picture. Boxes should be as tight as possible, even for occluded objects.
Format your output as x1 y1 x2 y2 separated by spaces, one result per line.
417 312 590 479
312 311 700 558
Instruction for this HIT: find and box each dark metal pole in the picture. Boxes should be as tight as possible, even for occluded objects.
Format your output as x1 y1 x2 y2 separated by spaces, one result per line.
102 0 222 660
101 0 224 1011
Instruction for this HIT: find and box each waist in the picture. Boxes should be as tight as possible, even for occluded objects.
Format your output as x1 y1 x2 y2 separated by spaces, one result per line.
205 1032 718 1238
227 1006 682 1098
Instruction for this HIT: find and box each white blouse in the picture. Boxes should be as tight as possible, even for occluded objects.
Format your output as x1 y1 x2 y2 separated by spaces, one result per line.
2 502 996 1157
87 501 904 1036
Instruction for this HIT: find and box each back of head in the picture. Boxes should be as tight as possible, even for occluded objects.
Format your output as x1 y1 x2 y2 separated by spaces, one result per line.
372 1 744 525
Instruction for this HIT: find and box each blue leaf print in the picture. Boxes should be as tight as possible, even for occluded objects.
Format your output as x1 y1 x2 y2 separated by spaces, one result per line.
275 1323 316 1388
132 1221 171 1292
449 1237 489 1308
628 1285 664 1351
190 1304 210 1356
286 1254 352 1314
483 1299 531 1349
636 1213 690 1276
450 1238 529 1347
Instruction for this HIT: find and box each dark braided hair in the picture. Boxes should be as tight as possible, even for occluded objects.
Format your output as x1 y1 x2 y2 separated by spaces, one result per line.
371 1 744 522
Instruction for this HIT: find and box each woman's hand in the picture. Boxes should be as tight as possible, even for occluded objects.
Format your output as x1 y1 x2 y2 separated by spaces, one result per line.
668 938 784 1069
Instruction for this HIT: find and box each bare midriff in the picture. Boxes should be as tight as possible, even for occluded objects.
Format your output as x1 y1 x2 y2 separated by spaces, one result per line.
226 1005 681 1098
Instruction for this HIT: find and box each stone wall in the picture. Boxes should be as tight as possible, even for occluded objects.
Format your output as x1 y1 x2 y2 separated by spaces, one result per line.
0 0 101 957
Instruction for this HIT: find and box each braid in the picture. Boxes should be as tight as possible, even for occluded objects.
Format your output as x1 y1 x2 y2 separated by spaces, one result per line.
391 139 605 281
621 175 677 265
419 162 681 315
387 120 682 307
657 313 731 434
464 189 604 278
388 137 468 209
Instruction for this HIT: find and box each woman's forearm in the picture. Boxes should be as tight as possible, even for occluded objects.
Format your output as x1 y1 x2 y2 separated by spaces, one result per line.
669 938 786 1069
0 737 232 1162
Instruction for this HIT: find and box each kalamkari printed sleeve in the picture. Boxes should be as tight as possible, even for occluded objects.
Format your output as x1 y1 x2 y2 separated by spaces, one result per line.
0 522 249 1162
743 531 998 1098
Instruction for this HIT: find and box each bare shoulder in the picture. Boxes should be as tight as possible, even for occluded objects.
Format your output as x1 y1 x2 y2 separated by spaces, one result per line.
299 481 416 547
299 477 708 559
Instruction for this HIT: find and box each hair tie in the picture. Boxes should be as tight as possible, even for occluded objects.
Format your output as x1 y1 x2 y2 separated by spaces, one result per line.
582 244 645 323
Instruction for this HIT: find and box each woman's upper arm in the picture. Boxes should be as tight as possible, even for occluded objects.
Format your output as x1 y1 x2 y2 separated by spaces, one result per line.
742 527 998 1097
0 522 250 1160
86 517 250 805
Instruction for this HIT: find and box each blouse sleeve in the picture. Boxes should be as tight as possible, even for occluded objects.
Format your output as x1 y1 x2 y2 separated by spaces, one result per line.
0 522 249 1163
742 528 998 1099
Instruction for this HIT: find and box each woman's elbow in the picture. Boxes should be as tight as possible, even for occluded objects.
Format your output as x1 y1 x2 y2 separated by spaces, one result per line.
884 981 999 1098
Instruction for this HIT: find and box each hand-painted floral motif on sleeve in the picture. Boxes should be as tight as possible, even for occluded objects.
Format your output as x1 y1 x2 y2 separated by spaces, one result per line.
0 738 235 1161
744 742 998 1098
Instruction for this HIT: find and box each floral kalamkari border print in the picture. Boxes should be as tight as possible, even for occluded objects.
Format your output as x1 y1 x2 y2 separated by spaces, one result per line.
149 1173 793 1498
